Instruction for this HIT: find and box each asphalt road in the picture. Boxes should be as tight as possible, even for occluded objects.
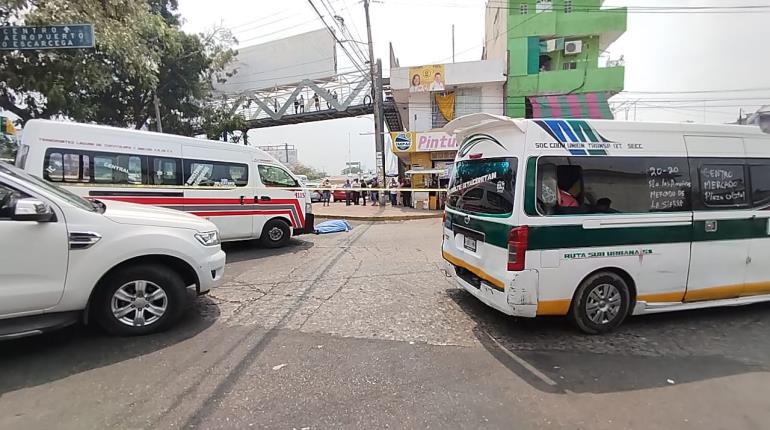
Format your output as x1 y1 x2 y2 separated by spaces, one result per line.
2 218 770 429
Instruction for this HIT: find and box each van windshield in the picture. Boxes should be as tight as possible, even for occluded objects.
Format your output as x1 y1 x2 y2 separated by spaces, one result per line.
446 157 517 215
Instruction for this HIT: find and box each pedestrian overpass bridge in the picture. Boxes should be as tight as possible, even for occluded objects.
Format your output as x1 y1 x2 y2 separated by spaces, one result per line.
209 71 402 133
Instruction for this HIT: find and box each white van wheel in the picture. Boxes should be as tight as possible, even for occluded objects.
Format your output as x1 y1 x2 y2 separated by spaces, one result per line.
261 219 291 248
570 271 631 334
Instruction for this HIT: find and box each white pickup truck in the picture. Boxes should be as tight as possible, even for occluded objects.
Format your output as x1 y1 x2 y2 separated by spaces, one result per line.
0 161 226 339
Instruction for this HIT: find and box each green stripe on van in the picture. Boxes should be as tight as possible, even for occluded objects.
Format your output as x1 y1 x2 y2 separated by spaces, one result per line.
692 218 769 242
448 212 511 249
528 224 692 250
450 212 770 251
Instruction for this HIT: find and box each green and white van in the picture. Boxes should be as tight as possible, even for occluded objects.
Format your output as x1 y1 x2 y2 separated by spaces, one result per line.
441 113 770 333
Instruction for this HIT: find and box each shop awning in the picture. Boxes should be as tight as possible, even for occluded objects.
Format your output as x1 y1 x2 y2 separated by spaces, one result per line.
529 92 614 119
405 169 446 175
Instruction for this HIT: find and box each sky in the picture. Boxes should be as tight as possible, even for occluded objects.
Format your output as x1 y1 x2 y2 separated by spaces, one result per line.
176 0 770 173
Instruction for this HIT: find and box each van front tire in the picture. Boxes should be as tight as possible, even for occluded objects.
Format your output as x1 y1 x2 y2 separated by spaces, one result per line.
570 271 630 334
93 264 188 336
261 219 291 248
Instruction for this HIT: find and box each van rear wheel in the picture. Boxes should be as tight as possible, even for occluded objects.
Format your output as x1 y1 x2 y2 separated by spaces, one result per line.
261 219 291 248
570 271 631 334
93 264 188 336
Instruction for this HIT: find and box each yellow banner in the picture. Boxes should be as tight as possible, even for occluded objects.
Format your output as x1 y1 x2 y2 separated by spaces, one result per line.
408 64 446 93
434 92 455 121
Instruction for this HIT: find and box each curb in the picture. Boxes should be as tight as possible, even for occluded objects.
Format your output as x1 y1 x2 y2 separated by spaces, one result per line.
314 213 442 221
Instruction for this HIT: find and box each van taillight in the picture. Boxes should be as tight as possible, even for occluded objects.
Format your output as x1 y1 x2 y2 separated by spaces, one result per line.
507 226 529 271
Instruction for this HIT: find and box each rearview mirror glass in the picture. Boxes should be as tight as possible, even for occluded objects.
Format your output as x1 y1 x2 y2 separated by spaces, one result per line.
12 198 56 222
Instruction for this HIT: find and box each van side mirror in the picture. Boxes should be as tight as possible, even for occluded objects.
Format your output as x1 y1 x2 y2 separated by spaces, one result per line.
12 198 56 222
759 111 770 134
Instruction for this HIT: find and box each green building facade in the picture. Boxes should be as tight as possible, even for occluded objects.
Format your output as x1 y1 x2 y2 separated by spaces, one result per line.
487 0 626 118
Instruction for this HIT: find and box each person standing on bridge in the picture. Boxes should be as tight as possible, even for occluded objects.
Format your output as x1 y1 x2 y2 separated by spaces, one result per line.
313 93 320 111
298 94 305 113
293 97 299 114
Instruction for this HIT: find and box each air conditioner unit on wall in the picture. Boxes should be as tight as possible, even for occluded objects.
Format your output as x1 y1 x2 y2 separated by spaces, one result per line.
564 40 583 55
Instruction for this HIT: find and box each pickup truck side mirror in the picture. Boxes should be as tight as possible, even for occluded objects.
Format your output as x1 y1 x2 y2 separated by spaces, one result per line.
12 198 56 222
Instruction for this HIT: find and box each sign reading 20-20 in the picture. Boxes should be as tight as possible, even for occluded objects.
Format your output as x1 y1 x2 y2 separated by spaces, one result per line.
1 24 94 50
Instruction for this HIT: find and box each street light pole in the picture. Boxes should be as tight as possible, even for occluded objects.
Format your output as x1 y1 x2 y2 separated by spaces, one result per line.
363 0 387 203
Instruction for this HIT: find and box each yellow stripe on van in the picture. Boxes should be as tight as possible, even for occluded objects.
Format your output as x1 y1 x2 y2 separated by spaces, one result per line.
684 281 770 302
536 300 571 316
442 251 505 291
638 291 686 303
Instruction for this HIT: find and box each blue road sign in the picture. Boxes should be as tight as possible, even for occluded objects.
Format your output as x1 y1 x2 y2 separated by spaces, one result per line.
1 24 94 50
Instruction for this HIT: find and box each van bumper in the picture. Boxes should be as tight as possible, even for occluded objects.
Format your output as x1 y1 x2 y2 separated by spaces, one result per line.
295 213 315 235
443 261 538 318
197 249 226 294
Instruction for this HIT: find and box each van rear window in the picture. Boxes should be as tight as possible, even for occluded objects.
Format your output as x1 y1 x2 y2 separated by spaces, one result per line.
447 157 517 215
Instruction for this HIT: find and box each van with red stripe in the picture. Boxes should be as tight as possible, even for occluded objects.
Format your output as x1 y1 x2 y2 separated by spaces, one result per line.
16 120 314 248
442 113 770 333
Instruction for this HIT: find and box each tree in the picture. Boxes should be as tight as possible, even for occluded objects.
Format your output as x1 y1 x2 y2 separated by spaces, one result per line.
341 166 362 175
0 0 236 134
199 103 247 142
290 162 326 181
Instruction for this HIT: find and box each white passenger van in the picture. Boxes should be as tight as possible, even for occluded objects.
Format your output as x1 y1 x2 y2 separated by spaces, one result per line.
441 113 770 333
16 120 314 248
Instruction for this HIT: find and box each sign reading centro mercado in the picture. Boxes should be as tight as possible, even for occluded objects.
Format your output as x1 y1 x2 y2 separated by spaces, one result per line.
1 24 94 50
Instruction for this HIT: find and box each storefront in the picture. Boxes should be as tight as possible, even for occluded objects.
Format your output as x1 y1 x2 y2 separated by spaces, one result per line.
391 131 457 209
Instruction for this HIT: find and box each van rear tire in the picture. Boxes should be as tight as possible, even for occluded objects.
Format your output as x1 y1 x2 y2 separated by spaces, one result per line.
570 271 630 334
261 219 291 248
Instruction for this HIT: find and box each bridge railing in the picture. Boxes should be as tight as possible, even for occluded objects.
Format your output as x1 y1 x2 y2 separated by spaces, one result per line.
215 70 373 122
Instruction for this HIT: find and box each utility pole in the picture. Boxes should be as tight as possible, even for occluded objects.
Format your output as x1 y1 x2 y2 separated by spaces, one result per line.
154 93 163 133
364 0 387 203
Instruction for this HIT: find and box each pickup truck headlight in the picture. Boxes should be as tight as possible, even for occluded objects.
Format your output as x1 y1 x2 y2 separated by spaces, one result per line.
195 231 220 246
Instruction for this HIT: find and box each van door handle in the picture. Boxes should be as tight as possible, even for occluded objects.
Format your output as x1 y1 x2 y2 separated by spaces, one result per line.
239 196 245 205
260 196 272 201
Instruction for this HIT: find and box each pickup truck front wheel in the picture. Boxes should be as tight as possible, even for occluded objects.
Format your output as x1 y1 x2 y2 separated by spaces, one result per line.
93 264 188 336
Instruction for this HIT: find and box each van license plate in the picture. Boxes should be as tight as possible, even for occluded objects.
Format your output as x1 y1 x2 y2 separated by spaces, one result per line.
464 236 477 252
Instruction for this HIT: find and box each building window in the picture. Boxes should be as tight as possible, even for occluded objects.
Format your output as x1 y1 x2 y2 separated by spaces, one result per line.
540 55 553 71
563 61 577 70
520 3 528 14
536 0 552 13
564 0 573 13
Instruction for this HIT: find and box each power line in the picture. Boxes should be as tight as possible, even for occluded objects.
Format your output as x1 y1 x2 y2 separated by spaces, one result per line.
306 0 369 75
235 18 324 45
227 10 294 30
621 87 770 95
